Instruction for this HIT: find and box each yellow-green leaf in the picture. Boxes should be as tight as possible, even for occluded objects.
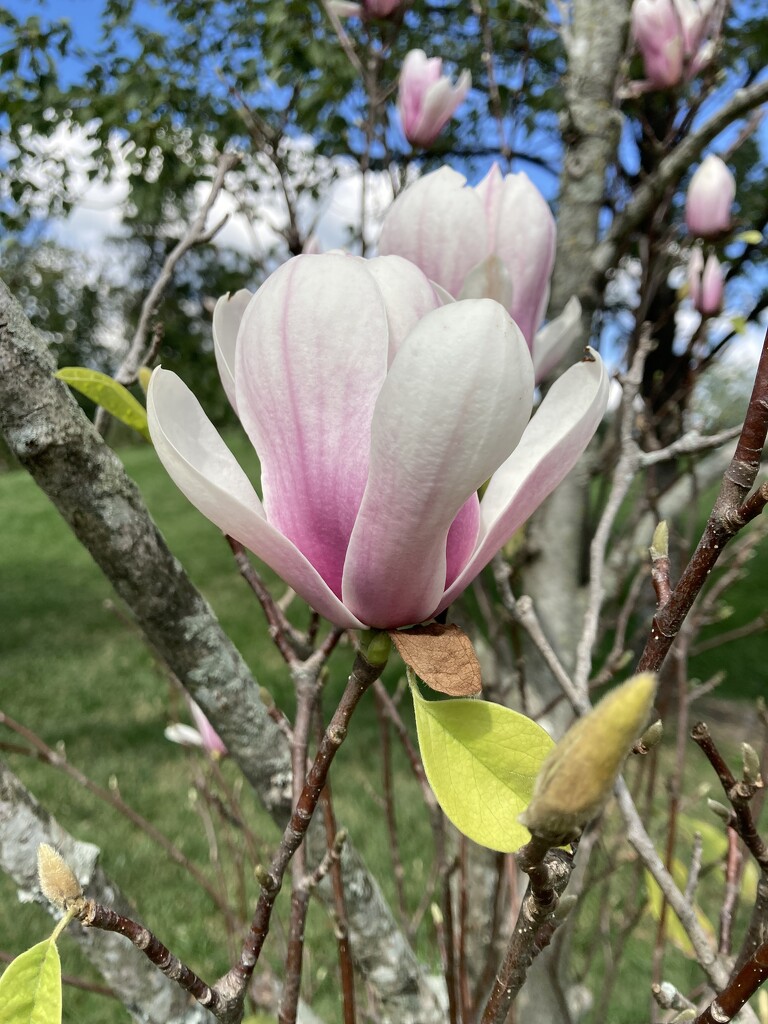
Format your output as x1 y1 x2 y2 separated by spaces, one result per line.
0 939 62 1024
734 230 763 245
411 685 554 852
56 367 151 442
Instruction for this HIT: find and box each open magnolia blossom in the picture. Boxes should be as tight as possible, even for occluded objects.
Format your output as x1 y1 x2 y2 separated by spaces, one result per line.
378 164 580 382
148 254 609 629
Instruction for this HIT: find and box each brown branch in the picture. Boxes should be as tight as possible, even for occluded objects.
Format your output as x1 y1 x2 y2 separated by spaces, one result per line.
636 329 768 674
317 720 357 1024
222 648 386 999
76 899 230 1018
479 841 574 1024
225 537 306 664
593 77 768 280
694 941 768 1023
691 723 768 869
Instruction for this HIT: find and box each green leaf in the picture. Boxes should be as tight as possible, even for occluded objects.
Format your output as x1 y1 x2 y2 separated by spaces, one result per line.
411 685 554 852
55 367 151 442
0 938 62 1024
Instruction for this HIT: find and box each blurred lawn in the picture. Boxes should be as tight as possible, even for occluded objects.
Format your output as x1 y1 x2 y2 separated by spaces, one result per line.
0 432 766 1022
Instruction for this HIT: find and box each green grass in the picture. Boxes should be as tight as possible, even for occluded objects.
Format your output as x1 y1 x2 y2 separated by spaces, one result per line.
1 433 766 1022
0 436 434 1023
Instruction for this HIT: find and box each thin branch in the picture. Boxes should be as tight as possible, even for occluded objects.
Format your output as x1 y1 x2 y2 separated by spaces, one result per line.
221 649 386 1001
0 710 232 923
573 332 653 695
636 329 768 674
693 941 768 1024
75 899 229 1018
593 77 768 280
115 150 239 389
479 841 574 1024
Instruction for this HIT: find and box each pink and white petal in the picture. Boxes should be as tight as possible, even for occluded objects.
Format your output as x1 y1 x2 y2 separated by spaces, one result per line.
365 255 443 362
438 352 609 612
235 254 389 599
474 162 506 249
412 72 470 144
378 167 487 300
459 254 514 310
494 173 556 344
147 367 364 628
342 299 534 628
445 493 481 588
165 724 205 748
533 295 582 383
213 289 253 413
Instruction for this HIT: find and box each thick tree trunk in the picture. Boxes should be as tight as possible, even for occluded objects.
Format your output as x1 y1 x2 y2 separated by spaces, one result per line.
0 279 444 1024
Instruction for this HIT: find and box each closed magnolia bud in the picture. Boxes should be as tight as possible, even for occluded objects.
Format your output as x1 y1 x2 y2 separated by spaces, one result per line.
38 844 83 909
519 673 657 843
707 797 733 824
742 742 762 786
688 247 724 316
650 520 669 560
397 50 471 149
631 0 685 88
685 156 735 239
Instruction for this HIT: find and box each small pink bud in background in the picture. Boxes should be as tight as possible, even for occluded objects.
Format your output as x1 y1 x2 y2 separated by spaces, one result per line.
630 0 714 90
165 698 228 757
688 248 724 316
685 155 735 238
397 50 471 149
363 0 402 16
631 0 685 88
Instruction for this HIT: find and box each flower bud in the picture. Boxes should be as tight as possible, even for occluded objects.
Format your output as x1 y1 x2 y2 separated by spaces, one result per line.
742 742 762 787
397 50 471 149
689 249 724 316
685 156 735 239
519 673 657 844
630 0 714 90
631 0 685 88
38 844 84 909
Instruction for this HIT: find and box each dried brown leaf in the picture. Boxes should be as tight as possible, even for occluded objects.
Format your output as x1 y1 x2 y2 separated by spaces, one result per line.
389 624 482 696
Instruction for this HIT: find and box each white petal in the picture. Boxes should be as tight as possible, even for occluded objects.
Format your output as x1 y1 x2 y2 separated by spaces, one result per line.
212 289 253 413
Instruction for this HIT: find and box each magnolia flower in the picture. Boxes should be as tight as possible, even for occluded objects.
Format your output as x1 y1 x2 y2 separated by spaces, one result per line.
148 254 608 630
630 0 714 89
398 50 471 149
688 248 724 316
165 699 228 757
685 155 735 239
378 164 576 379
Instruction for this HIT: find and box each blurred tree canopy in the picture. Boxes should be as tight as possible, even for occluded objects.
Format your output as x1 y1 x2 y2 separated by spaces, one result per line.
0 0 767 420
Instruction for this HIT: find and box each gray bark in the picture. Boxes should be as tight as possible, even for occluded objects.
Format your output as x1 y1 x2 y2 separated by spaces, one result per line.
523 0 628 696
0 278 443 1023
0 757 213 1024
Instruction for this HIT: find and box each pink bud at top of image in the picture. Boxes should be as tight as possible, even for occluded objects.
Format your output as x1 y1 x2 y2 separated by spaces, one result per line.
631 0 685 88
397 49 471 149
685 155 735 239
380 164 578 379
630 0 714 90
689 248 724 316
363 0 402 16
148 254 609 630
